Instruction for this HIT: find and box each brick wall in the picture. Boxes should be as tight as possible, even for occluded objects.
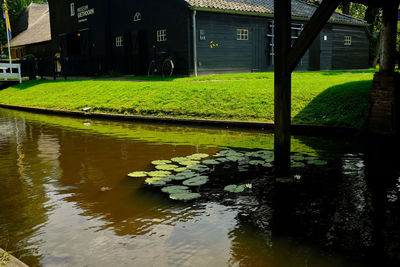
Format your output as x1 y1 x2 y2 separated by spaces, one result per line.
368 72 399 135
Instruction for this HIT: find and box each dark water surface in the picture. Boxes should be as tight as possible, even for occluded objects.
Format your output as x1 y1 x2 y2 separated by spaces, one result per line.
0 108 399 267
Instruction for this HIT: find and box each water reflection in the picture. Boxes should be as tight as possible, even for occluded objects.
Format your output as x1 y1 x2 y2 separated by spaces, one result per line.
0 108 399 266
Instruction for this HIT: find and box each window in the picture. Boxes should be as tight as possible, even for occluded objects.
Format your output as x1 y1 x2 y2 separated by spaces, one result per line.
237 29 249 40
116 36 123 47
134 12 142 22
157 29 167 42
344 36 352 46
70 3 75 16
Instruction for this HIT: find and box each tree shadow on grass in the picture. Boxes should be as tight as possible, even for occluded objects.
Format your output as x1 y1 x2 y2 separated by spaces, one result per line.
320 69 377 76
9 79 99 91
292 80 372 129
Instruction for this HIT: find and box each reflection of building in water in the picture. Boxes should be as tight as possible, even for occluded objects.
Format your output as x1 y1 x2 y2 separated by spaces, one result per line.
0 116 51 266
37 132 62 180
15 118 26 182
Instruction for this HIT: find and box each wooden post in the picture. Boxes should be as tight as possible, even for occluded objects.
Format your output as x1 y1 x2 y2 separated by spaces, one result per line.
274 0 291 178
273 0 342 177
380 0 399 73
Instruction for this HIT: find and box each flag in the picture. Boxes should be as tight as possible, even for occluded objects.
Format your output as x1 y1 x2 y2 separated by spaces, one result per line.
3 0 11 40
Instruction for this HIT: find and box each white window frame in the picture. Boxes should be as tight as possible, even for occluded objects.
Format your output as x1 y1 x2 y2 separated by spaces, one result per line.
237 29 249 40
70 3 75 16
116 36 123 47
344 36 352 46
134 12 142 22
157 29 167 42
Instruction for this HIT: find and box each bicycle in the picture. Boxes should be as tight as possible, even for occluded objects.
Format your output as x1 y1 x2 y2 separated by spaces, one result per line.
148 46 174 77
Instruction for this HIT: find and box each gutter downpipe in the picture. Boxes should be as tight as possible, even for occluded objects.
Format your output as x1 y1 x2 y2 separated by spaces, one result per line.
192 10 198 76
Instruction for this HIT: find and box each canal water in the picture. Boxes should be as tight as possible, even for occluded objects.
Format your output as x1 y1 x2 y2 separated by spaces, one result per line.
0 107 399 267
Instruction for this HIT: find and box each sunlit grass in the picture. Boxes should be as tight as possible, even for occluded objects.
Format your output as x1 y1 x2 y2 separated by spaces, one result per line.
0 70 374 127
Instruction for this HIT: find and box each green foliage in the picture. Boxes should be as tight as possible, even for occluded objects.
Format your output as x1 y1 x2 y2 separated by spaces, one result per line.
0 71 375 128
0 250 11 267
339 3 367 19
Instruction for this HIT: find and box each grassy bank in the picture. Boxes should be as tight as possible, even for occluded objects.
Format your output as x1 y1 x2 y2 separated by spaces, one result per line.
0 71 374 128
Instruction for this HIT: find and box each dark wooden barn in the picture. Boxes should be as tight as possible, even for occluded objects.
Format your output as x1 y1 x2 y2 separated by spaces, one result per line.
47 0 370 76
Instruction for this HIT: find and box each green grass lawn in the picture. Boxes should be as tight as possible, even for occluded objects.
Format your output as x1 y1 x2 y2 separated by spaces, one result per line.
0 71 374 128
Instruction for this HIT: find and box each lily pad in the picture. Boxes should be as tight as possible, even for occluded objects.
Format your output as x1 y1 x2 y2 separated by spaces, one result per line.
292 162 306 168
169 192 201 201
219 149 235 155
291 155 305 161
224 184 247 193
183 176 209 186
262 162 273 168
147 171 172 177
174 167 187 172
202 159 220 165
227 156 246 162
155 164 180 171
254 150 274 157
161 185 190 194
171 157 188 163
262 156 274 163
149 179 170 186
145 177 163 185
128 171 148 178
187 153 209 160
249 160 264 166
216 157 229 163
152 160 172 165
219 150 244 157
178 160 200 166
308 160 328 166
173 171 198 180
188 164 210 172
246 152 262 158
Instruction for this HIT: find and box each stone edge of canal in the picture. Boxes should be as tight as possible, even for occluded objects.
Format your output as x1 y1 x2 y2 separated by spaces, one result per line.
0 249 29 267
0 103 360 137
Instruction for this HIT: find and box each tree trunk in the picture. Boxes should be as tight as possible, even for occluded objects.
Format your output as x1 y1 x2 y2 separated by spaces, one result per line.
373 32 382 68
365 6 381 67
364 6 379 34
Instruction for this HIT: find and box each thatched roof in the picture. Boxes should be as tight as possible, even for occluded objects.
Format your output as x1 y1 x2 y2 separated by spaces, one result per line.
10 3 51 48
185 0 367 25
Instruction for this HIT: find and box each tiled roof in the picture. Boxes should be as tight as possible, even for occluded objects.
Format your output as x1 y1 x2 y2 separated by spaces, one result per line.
185 0 367 25
10 3 51 47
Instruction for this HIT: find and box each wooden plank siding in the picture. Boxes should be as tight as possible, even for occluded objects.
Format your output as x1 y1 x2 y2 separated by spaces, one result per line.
320 26 334 70
195 12 311 75
195 12 266 74
331 25 370 69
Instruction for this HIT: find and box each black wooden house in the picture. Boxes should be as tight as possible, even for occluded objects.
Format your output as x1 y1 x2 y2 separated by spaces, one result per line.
47 0 370 76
